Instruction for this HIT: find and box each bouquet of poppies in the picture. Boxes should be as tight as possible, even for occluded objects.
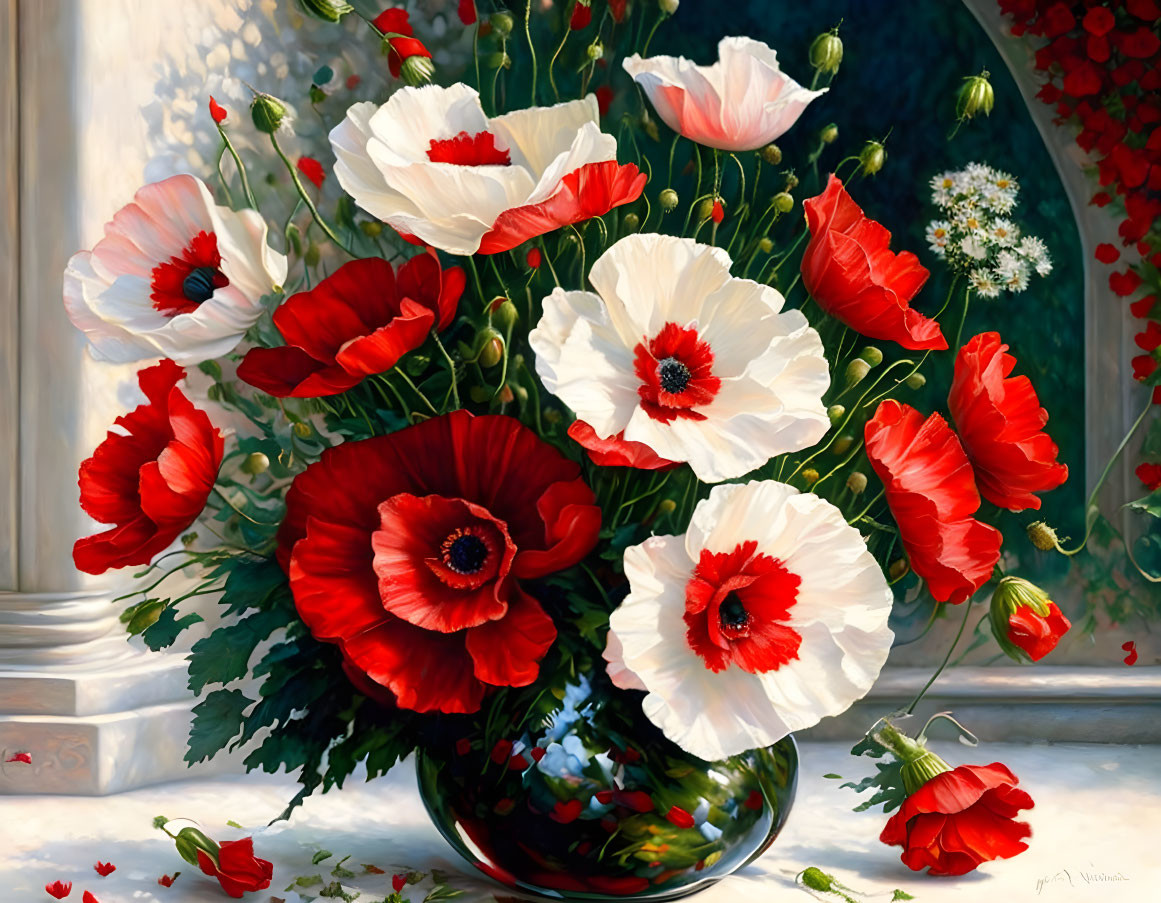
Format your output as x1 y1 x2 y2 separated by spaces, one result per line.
65 0 1072 888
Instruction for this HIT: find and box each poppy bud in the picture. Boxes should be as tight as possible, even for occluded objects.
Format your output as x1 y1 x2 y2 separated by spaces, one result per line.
820 123 839 144
286 222 303 256
773 192 794 213
571 0 593 29
297 0 353 23
208 96 228 124
292 421 313 438
859 140 886 175
469 385 491 404
956 70 994 122
859 346 883 367
623 212 640 231
1026 520 1062 552
889 558 909 581
800 868 836 892
801 468 820 484
360 221 383 237
173 827 221 868
487 51 511 69
846 472 868 494
659 188 679 211
809 29 843 75
493 299 518 331
250 93 287 133
989 576 1070 662
490 12 514 36
844 357 870 388
827 403 845 425
758 237 774 253
241 452 269 475
657 498 677 514
477 328 505 368
544 407 563 424
761 144 783 165
401 54 435 86
833 434 855 455
905 372 926 390
696 198 715 222
587 41 604 61
784 172 800 190
659 0 680 14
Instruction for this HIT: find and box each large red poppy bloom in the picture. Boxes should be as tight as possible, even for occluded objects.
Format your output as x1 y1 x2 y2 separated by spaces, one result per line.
948 332 1068 511
196 838 273 899
881 763 1034 876
74 360 223 575
237 253 464 397
1007 600 1071 662
864 400 1002 604
802 175 946 351
279 411 601 713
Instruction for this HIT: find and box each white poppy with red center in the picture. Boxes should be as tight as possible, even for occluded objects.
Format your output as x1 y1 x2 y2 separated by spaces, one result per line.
63 174 287 365
604 480 895 761
530 234 830 483
623 37 826 153
329 83 645 255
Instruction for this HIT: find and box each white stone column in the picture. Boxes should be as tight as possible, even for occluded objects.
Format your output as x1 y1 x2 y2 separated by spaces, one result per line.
0 0 229 795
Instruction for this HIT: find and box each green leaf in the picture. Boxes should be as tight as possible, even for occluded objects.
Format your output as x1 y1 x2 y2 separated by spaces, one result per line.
296 874 324 887
892 890 916 901
226 820 243 829
186 689 252 764
822 773 843 780
312 851 334 865
187 608 293 694
126 599 166 635
212 555 290 616
1127 489 1161 518
142 606 204 651
424 884 465 902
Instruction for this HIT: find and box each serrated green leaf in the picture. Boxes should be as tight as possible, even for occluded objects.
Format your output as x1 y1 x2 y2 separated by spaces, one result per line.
187 607 292 694
892 890 915 901
142 605 204 651
186 689 252 764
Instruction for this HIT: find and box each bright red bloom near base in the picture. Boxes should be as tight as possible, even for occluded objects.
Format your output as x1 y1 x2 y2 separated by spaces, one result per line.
476 160 647 254
196 837 273 899
73 360 223 575
45 881 72 899
238 253 464 397
280 411 600 713
684 540 802 673
567 420 678 471
1008 601 1071 662
949 332 1068 512
864 400 1001 604
881 763 1034 876
802 175 945 351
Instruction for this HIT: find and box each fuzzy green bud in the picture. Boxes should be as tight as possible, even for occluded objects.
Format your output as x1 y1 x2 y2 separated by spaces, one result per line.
773 192 794 214
1027 520 1062 552
297 0 352 23
659 188 679 211
820 123 839 144
827 404 846 425
809 30 843 74
659 0 680 14
249 93 287 133
761 144 783 165
477 328 505 368
622 212 640 232
286 222 303 257
801 468 820 485
493 299 519 331
304 242 321 268
905 372 926 390
587 41 604 61
801 867 835 892
469 385 491 404
859 140 886 176
846 472 868 495
784 172 800 190
957 70 994 121
401 54 435 86
490 11 514 36
657 498 677 514
487 51 511 70
696 198 716 222
844 357 870 388
833 434 855 456
241 452 269 475
308 84 327 105
860 346 884 367
758 237 774 253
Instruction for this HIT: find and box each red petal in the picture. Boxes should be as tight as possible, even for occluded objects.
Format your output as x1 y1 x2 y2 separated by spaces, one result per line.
465 586 556 686
567 420 678 470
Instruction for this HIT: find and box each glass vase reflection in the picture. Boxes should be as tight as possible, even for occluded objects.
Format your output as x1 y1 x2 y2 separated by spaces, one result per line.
417 676 797 901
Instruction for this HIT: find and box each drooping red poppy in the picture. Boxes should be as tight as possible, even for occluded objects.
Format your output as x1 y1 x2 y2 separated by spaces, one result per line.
372 8 432 79
864 400 1002 604
948 332 1068 512
279 411 601 713
880 763 1034 876
237 253 464 397
802 175 945 351
73 360 223 575
566 420 678 471
195 837 273 899
1007 600 1071 662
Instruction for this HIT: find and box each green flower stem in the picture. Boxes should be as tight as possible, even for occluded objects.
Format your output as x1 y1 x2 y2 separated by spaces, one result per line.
214 145 236 208
642 11 665 55
547 15 570 101
846 487 884 525
431 329 461 409
525 0 538 105
395 368 440 415
268 131 357 257
217 126 257 210
211 485 279 526
904 595 977 715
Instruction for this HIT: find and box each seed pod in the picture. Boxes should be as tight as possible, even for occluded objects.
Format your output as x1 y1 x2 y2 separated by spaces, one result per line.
905 372 926 390
773 192 794 214
761 144 783 165
250 93 287 134
957 71 994 121
859 140 886 176
659 188 679 211
809 30 843 74
846 472 868 494
860 346 884 367
827 404 846 425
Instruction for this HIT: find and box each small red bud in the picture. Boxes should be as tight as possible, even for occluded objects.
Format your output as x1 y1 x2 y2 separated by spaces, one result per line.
208 96 227 124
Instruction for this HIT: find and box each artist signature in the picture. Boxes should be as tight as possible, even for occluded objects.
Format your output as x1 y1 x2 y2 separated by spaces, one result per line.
1036 868 1130 894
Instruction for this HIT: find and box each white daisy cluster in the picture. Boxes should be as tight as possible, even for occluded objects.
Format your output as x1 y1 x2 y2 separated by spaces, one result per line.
925 162 1052 298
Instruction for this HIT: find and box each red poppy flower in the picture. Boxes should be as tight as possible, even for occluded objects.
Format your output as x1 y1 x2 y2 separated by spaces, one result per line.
1094 242 1120 264
457 0 476 25
1137 461 1161 491
238 253 464 397
948 332 1068 512
1123 640 1139 665
864 400 1002 604
802 175 945 351
392 873 408 892
93 861 116 877
296 156 325 189
196 837 273 899
567 420 678 471
372 8 432 79
1110 270 1144 296
279 411 600 713
881 763 1033 876
73 360 223 575
45 881 72 899
570 0 592 30
208 96 227 124
1007 600 1071 662
157 874 177 887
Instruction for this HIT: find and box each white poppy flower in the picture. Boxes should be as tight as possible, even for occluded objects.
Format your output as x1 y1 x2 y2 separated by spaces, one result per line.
328 83 645 255
622 37 825 152
604 480 894 761
529 234 829 483
63 174 287 365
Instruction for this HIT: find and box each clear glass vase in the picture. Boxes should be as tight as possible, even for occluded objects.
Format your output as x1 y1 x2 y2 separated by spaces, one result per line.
416 676 797 900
